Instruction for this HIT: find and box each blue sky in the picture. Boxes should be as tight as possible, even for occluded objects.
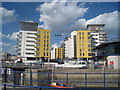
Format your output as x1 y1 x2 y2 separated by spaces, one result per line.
1 2 118 55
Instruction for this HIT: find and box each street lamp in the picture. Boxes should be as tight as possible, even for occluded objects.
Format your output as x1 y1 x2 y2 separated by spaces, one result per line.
55 34 62 46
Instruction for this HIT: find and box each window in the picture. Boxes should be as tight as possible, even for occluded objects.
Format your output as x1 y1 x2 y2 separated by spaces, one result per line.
37 48 40 51
79 32 81 35
36 44 40 47
44 53 46 56
82 62 86 64
44 31 46 34
83 53 84 56
44 35 46 38
88 32 90 35
47 53 48 56
81 40 84 43
38 31 40 34
80 53 81 56
88 49 91 52
44 40 46 43
82 36 84 39
79 36 81 39
80 49 84 52
37 39 40 42
88 37 91 39
82 32 84 35
37 35 40 38
88 53 92 56
88 40 91 43
80 44 84 47
88 45 91 47
36 53 40 56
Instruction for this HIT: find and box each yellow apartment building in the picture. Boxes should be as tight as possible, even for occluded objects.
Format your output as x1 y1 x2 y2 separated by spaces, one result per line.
76 30 92 60
36 29 50 59
55 48 64 59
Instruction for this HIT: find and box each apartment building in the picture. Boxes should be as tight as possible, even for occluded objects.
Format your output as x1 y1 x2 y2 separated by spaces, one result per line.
76 30 92 60
17 21 50 62
55 48 64 59
17 21 38 61
64 37 72 59
86 24 107 47
71 31 77 59
51 45 58 59
36 29 50 60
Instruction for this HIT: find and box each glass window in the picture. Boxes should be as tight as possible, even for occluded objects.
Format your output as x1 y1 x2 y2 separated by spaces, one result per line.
82 32 84 35
88 32 90 35
44 35 46 38
88 49 91 52
88 40 91 43
44 31 46 34
81 40 84 43
36 44 40 47
37 48 40 51
88 37 91 39
88 45 91 47
80 44 84 47
38 31 40 34
37 35 40 38
82 62 86 64
79 32 81 35
82 36 84 39
37 39 40 42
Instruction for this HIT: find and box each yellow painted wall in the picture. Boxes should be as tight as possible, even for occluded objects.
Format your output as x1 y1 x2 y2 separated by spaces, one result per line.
36 29 50 58
76 30 92 58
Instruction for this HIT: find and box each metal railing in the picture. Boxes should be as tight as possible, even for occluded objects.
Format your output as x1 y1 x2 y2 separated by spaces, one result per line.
1 68 120 90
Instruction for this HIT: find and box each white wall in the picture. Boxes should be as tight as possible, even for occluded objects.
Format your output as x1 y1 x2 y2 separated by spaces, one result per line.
64 37 72 58
107 56 120 69
71 31 77 58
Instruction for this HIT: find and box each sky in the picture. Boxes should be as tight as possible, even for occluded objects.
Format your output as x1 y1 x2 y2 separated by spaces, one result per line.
1 1 119 55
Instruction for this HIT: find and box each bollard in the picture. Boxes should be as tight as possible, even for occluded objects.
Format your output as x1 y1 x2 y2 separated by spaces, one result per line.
103 73 106 88
4 84 6 90
85 73 87 88
30 70 32 86
66 73 69 87
4 68 7 82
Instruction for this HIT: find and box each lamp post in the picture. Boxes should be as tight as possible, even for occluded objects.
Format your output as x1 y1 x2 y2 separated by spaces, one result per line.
55 34 62 46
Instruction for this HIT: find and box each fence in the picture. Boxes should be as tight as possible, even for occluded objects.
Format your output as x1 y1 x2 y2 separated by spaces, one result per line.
1 68 120 90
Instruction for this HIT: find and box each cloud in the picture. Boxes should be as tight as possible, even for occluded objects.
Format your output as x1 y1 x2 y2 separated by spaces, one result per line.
0 7 17 24
36 1 89 33
10 32 19 40
0 33 5 38
86 11 118 39
6 34 11 38
0 42 12 47
36 1 118 40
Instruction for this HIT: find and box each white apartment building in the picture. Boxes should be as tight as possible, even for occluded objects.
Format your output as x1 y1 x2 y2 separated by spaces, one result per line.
51 45 58 59
64 37 72 59
17 21 38 61
91 32 107 47
86 24 107 47
71 31 77 59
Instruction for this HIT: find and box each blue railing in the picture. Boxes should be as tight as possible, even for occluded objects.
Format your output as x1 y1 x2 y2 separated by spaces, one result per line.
1 68 120 90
